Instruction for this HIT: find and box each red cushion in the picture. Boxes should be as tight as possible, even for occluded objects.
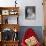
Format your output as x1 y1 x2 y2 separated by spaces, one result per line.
21 28 41 46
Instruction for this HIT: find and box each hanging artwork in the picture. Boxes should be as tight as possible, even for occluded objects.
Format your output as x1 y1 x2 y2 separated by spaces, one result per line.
25 6 36 20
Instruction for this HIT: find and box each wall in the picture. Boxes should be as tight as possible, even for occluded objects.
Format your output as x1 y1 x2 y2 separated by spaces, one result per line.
18 0 44 26
0 0 44 26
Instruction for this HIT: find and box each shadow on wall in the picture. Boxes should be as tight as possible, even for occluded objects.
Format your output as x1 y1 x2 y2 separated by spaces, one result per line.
18 26 44 44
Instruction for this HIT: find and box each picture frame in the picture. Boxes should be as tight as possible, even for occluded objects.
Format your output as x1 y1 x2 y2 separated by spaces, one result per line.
25 6 36 20
9 10 18 15
2 10 9 15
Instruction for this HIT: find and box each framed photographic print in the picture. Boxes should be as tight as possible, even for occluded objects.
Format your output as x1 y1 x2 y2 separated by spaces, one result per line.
2 10 9 15
9 10 18 15
25 6 36 20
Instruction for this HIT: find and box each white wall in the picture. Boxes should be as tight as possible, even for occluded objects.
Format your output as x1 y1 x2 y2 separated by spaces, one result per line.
0 0 44 26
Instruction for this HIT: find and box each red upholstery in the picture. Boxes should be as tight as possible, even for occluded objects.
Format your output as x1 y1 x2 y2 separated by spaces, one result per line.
21 28 41 46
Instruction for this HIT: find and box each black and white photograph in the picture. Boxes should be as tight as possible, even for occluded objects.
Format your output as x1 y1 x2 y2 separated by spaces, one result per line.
25 6 36 20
